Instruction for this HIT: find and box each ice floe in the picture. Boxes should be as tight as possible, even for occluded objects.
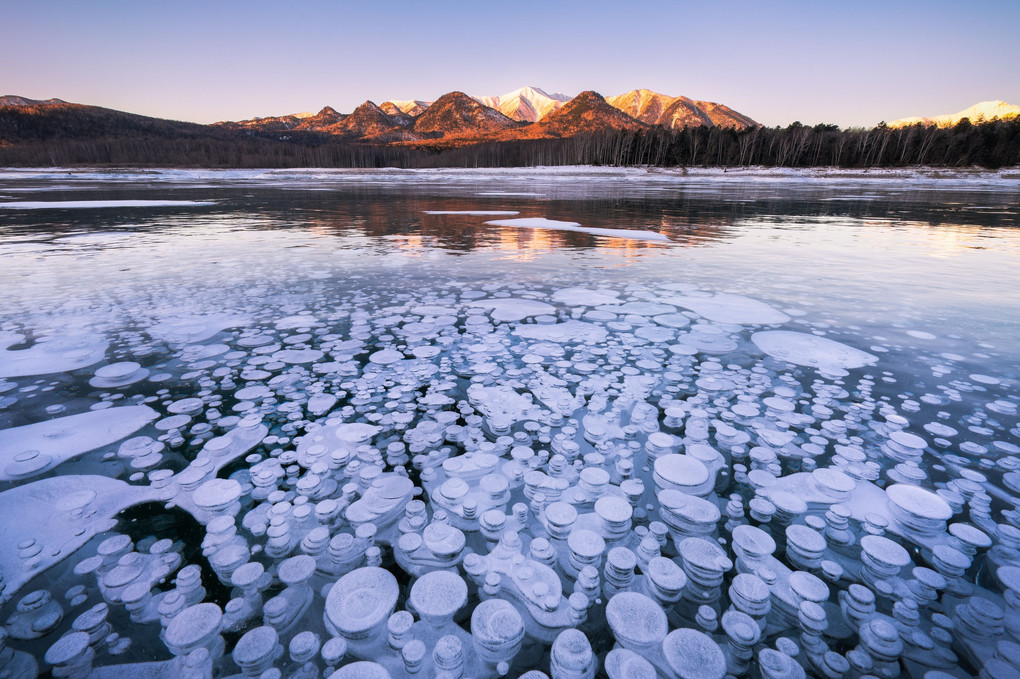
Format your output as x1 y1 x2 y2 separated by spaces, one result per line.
0 406 158 481
667 292 791 325
0 332 108 378
752 330 879 370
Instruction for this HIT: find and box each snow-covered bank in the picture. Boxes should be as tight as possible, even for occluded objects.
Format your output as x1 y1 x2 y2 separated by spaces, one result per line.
1 165 1018 188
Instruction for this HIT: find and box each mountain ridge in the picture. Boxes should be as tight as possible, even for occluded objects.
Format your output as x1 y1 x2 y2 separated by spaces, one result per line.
889 100 1020 128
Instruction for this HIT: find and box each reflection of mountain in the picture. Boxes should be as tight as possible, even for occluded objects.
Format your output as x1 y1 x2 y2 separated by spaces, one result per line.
3 180 1015 256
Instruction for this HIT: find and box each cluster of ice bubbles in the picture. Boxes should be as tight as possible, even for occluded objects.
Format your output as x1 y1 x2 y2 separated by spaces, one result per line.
0 281 1018 679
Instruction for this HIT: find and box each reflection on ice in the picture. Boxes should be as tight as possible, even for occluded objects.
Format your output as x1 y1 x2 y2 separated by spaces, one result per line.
484 218 670 243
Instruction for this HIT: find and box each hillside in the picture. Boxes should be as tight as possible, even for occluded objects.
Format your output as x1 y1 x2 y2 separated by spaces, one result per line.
413 92 520 138
521 91 646 138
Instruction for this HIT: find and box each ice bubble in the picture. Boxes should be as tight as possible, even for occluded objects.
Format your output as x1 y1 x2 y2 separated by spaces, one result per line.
651 313 691 329
662 628 726 679
369 348 405 365
324 567 399 640
550 628 596 678
409 571 467 622
604 648 656 679
89 361 149 387
752 330 878 370
606 592 668 649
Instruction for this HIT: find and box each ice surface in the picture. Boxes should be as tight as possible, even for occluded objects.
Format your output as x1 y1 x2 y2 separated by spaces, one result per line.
0 174 1015 678
484 217 669 242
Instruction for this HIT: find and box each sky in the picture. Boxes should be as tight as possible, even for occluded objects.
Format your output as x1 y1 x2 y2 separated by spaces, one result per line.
3 0 1019 128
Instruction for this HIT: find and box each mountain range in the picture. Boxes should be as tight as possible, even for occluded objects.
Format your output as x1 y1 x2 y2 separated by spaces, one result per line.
210 86 760 143
1 91 1016 169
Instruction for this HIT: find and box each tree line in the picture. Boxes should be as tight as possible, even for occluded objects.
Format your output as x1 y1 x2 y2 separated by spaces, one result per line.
1 112 1017 169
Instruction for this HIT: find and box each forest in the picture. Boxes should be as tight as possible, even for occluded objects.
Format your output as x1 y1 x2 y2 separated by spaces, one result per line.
1 103 1017 169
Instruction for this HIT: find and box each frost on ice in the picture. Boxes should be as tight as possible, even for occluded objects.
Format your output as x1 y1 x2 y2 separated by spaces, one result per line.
0 278 1015 679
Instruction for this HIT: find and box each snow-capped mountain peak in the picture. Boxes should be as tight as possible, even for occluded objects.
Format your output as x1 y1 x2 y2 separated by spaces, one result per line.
383 100 432 117
889 100 1020 128
472 86 574 122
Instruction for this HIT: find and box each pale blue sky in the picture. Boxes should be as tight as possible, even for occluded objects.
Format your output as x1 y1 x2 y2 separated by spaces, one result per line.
3 0 1018 128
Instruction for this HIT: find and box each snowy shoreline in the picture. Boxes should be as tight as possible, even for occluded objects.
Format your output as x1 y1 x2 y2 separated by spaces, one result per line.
1 165 1018 187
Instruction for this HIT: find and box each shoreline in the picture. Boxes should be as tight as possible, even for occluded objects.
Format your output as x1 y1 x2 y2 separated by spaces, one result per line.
2 165 1019 185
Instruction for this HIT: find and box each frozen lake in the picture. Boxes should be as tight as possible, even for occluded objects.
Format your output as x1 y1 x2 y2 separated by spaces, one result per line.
0 167 1018 678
